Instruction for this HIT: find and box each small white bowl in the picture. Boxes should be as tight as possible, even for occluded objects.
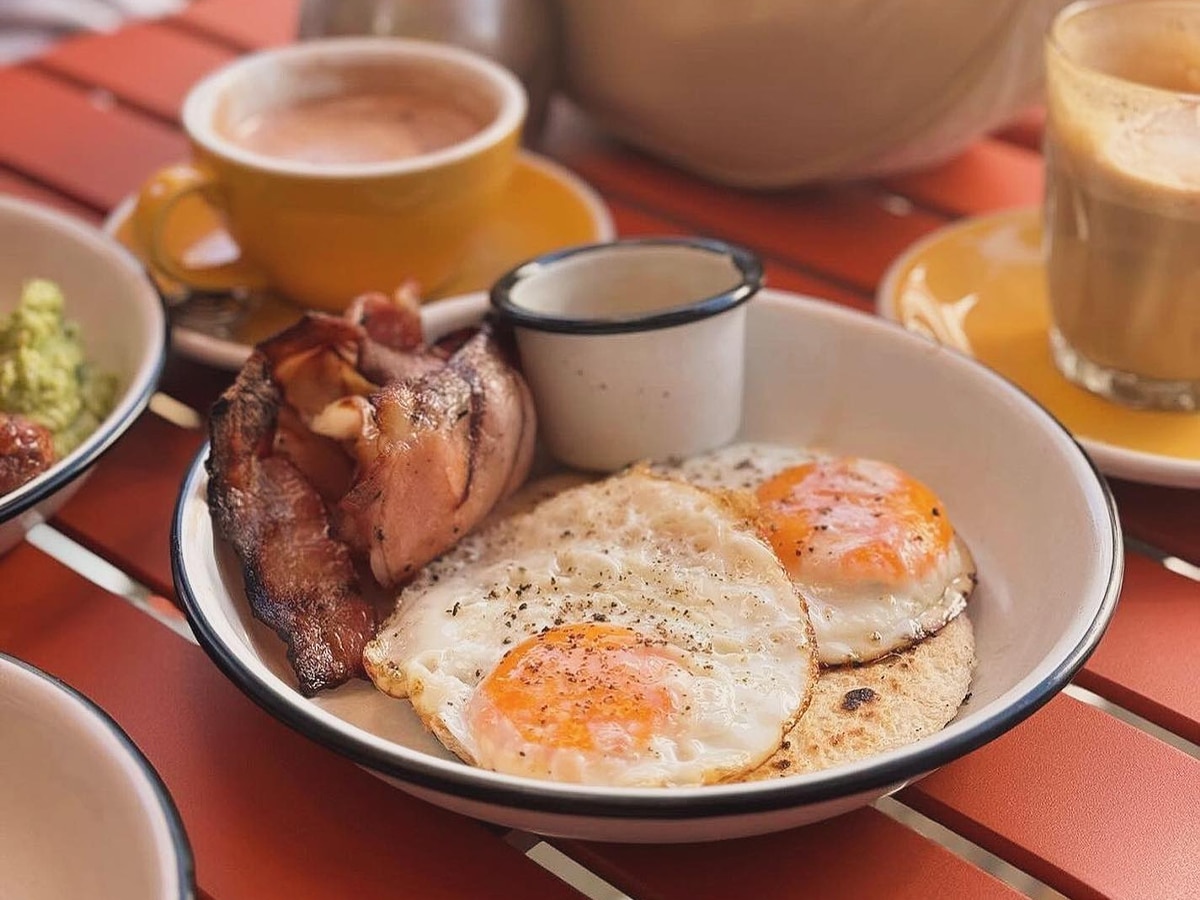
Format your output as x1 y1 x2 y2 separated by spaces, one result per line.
490 237 763 471
0 196 167 555
0 653 193 898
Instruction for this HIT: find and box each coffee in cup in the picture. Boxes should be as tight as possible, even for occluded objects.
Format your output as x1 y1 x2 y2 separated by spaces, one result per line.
223 89 484 164
133 38 526 312
1043 0 1200 411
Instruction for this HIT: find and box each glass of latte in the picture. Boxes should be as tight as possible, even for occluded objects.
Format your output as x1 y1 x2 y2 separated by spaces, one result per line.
1044 0 1200 411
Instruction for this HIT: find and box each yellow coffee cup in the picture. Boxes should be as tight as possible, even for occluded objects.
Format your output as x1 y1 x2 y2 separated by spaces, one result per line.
134 38 526 312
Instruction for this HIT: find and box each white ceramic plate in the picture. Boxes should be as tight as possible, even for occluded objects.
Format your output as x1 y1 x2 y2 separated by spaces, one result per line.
0 654 193 898
173 289 1122 842
0 196 167 556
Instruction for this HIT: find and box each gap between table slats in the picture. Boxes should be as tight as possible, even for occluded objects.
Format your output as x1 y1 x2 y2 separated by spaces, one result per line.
1072 551 1200 746
50 412 204 599
0 165 101 221
1107 481 1200 569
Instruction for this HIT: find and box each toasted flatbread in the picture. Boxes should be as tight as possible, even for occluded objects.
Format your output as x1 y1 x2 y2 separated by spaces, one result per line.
739 612 975 780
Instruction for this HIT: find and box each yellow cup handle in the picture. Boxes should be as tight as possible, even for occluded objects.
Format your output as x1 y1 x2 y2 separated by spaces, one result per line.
132 162 270 294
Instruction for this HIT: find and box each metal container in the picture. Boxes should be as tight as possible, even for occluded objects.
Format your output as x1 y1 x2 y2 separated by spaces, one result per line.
297 0 557 142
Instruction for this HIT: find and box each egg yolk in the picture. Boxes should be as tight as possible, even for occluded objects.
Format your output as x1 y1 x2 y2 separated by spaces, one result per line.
756 457 953 584
469 623 684 755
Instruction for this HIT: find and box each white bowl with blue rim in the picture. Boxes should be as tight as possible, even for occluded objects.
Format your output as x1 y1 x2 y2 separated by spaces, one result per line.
0 653 193 897
171 282 1121 842
0 196 167 555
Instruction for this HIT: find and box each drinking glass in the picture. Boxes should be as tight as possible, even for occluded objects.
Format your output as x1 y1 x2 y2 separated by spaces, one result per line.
1043 0 1200 411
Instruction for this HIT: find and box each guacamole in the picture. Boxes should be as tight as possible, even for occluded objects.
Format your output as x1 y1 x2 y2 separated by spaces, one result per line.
0 279 118 458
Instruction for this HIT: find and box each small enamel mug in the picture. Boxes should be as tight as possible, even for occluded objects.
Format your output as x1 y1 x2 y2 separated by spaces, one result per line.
490 237 763 471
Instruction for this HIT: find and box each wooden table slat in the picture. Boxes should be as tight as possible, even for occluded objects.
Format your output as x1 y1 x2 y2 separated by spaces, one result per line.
554 806 1020 900
0 543 96 648
900 692 1200 900
0 168 101 222
0 66 187 212
1076 552 1200 745
51 412 205 599
991 106 1046 153
607 197 873 311
37 20 236 122
171 0 301 51
540 107 948 295
0 552 585 900
1109 480 1200 568
881 139 1044 218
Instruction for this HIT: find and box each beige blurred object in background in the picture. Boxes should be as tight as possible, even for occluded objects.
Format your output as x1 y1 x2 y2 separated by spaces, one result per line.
558 0 1069 187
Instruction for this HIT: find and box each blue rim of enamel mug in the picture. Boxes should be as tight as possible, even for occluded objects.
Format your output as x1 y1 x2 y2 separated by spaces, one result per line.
489 236 764 334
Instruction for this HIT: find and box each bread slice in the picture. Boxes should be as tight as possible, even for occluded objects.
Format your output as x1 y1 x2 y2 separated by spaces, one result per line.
739 611 975 779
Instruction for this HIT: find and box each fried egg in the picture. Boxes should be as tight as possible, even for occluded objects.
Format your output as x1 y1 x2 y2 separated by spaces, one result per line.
662 444 975 665
363 470 817 786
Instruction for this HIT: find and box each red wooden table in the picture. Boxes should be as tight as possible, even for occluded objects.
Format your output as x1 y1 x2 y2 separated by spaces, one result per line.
3 2 1199 898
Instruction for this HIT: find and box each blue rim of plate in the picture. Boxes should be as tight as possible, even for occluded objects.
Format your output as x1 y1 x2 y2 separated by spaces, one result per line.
0 197 169 523
171 293 1123 822
1 653 195 897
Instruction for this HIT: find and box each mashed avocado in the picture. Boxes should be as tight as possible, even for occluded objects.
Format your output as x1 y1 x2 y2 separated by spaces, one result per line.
0 279 118 457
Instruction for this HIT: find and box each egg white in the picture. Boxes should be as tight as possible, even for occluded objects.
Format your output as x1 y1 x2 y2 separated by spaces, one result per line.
363 470 817 786
660 443 976 665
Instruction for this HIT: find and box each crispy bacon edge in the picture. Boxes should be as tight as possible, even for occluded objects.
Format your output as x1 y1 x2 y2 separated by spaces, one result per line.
206 351 376 696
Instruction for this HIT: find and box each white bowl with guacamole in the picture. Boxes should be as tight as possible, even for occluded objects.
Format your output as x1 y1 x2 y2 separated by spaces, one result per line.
0 196 166 556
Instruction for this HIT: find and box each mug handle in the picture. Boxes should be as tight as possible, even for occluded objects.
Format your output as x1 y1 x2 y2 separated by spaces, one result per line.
132 162 270 294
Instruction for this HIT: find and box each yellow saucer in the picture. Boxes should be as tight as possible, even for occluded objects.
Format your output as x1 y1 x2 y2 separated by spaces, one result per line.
878 206 1200 488
105 151 614 371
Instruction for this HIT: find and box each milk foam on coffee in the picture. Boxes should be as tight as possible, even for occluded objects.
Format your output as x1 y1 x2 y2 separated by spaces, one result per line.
1044 4 1200 385
1105 107 1200 193
228 90 484 164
